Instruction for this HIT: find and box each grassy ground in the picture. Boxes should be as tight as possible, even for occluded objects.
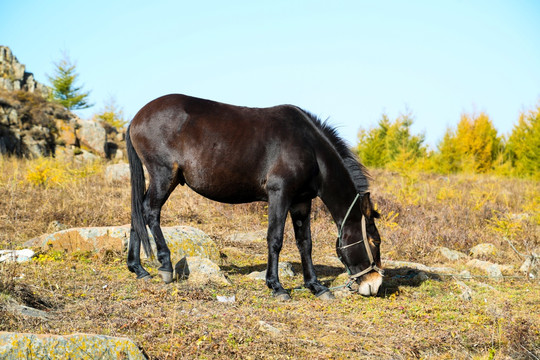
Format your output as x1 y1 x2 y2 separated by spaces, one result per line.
1 156 539 359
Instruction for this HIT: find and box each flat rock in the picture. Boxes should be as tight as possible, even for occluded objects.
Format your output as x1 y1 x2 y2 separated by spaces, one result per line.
0 332 145 360
383 260 456 275
247 262 295 280
25 225 220 263
467 259 503 279
470 243 498 258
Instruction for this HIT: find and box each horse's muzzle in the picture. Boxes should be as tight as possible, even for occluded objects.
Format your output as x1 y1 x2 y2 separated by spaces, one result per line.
357 272 383 296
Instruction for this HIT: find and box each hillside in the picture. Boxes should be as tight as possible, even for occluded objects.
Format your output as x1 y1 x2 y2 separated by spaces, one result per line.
0 46 125 160
1 156 538 359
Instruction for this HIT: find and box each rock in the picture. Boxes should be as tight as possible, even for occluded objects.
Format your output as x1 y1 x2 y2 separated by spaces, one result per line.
438 247 468 261
247 262 295 281
470 243 498 258
216 295 236 303
330 272 355 298
454 279 473 301
227 230 267 244
520 254 538 280
176 256 230 286
0 249 34 263
458 270 472 280
5 302 52 320
383 260 456 275
258 321 283 335
26 225 220 262
0 332 145 360
105 163 130 183
76 118 106 155
74 149 100 163
466 259 503 279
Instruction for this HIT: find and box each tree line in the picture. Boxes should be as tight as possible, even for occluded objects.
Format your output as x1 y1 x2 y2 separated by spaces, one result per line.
354 104 540 180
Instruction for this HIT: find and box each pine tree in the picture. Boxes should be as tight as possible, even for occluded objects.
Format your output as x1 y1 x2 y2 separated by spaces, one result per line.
47 53 92 111
505 102 540 179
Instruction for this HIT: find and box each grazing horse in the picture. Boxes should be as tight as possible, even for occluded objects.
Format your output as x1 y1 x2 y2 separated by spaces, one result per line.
126 94 383 299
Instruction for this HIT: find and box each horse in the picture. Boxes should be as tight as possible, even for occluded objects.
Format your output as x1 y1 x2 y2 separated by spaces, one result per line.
126 94 384 300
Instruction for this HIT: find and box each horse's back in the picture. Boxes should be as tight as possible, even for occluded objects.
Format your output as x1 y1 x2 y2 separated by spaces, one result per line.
130 94 321 203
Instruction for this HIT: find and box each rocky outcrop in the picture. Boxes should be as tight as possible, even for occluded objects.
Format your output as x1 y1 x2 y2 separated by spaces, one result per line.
0 332 146 360
0 46 125 159
0 47 49 97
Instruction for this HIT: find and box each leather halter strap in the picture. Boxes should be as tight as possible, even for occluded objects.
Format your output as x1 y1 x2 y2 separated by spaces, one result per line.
337 194 384 280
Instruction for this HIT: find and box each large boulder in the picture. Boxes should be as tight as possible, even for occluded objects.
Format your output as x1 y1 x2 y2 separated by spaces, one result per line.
0 332 145 360
76 117 107 155
25 225 220 262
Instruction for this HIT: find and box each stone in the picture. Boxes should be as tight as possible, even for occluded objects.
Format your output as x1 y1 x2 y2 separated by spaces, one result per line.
383 260 456 275
0 249 35 263
466 259 503 279
470 243 498 258
0 332 145 360
258 321 283 335
176 256 230 286
25 225 220 263
76 118 107 155
454 279 473 301
438 247 468 261
5 302 52 320
105 163 130 183
520 254 538 280
247 262 295 281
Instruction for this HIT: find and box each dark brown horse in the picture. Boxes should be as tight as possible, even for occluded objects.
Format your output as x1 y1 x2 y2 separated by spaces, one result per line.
126 94 383 299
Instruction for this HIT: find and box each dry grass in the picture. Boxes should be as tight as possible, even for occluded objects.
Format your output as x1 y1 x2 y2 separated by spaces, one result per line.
1 157 539 359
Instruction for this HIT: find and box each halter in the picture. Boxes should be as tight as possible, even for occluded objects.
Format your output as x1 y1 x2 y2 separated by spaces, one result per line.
337 193 384 281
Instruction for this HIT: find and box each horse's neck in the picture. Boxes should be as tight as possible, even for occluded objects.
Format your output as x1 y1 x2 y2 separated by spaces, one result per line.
317 153 359 228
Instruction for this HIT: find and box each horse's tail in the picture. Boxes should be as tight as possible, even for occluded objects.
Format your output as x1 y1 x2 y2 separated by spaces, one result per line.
126 126 153 258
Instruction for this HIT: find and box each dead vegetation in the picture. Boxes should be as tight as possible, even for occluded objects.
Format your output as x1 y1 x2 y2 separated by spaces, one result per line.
1 157 539 359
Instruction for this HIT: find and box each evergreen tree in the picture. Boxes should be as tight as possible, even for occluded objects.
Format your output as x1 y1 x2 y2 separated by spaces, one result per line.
48 53 92 111
355 112 426 168
505 103 540 179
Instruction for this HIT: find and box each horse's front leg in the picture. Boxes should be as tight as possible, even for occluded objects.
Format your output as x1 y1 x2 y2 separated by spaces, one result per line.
265 190 291 300
290 201 334 300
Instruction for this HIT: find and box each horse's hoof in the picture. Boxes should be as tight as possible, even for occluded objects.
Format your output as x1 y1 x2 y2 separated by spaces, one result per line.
158 270 173 284
138 274 152 281
317 290 335 301
274 292 292 301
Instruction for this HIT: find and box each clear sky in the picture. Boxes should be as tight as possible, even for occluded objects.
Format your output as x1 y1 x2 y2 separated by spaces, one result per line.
2 1 540 147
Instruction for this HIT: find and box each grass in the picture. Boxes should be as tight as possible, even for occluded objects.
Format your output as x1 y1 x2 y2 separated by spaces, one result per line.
0 156 539 359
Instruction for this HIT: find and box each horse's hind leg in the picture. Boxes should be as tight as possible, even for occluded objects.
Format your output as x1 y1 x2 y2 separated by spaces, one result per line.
143 165 178 283
290 201 333 299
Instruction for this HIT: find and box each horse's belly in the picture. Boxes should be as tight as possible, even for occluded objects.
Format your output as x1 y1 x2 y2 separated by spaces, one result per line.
182 166 267 204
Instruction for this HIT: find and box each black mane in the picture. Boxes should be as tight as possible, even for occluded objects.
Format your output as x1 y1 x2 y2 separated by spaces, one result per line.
299 109 370 194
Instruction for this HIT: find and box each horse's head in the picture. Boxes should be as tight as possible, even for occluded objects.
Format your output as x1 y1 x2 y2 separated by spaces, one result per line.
336 192 383 296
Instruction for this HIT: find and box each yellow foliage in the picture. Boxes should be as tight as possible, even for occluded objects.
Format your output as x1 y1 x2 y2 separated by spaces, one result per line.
24 157 101 188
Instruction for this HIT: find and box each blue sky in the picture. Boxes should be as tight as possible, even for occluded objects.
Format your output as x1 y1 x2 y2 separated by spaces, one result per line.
2 1 540 147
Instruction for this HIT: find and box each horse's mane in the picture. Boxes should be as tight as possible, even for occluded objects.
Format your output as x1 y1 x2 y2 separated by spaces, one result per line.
298 108 370 194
